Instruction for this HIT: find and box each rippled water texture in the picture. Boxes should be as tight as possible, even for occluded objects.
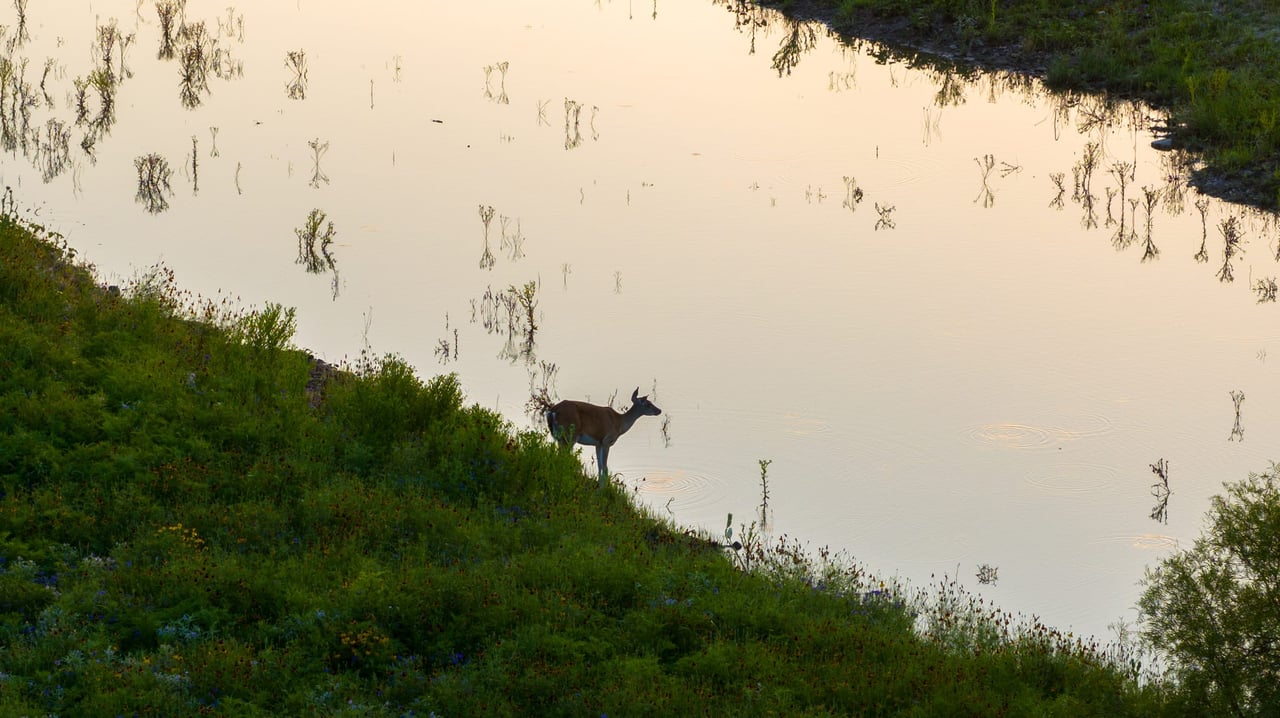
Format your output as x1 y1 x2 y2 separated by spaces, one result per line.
5 0 1279 641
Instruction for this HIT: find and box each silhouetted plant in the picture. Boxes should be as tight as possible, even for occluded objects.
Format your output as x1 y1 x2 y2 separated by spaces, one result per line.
842 175 864 212
1228 390 1245 441
564 98 582 149
1048 172 1066 209
1217 215 1243 282
177 21 213 108
1141 185 1160 262
1194 198 1211 262
771 18 817 77
874 202 896 230
286 50 308 100
482 61 509 104
134 153 173 213
156 1 182 60
975 564 999 585
308 138 329 188
1149 458 1170 524
757 459 772 524
973 154 996 208
478 204 496 270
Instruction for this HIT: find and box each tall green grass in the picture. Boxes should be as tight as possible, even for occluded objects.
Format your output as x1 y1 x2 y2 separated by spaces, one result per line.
0 211 1178 714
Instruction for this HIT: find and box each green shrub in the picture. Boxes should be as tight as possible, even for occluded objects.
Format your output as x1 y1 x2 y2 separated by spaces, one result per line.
1140 465 1280 716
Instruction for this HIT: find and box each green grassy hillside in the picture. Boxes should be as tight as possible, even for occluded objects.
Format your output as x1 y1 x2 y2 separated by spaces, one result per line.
0 210 1176 715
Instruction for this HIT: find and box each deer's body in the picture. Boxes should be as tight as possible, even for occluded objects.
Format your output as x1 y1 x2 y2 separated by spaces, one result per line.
547 388 661 486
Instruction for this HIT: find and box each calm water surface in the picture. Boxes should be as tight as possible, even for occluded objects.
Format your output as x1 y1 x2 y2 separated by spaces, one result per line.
5 0 1280 642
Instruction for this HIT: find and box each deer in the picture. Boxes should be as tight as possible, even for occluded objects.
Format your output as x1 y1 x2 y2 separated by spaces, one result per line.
546 388 662 487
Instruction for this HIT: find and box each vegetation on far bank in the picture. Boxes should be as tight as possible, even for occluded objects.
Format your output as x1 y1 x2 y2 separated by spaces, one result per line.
0 205 1191 713
766 0 1280 209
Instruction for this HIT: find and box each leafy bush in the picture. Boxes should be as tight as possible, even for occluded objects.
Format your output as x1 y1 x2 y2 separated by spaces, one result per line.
1139 465 1280 717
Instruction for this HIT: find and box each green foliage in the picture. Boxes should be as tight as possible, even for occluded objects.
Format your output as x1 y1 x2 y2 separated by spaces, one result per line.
1139 465 1280 716
0 215 1176 714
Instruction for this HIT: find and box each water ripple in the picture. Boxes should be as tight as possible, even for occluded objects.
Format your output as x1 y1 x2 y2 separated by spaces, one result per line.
1094 533 1180 551
1024 462 1120 496
629 465 732 515
961 412 1116 450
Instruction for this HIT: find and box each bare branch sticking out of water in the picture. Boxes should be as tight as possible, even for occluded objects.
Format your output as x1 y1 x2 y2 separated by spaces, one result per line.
874 202 895 231
308 138 329 188
841 176 864 212
478 204 496 271
38 118 73 183
525 360 558 419
564 98 583 150
1254 277 1278 303
188 135 199 195
286 50 308 100
1193 198 1210 263
294 208 340 299
483 61 509 104
1140 186 1159 262
757 459 772 526
973 154 995 208
177 21 214 109
1217 215 1243 283
1149 458 1170 524
921 106 942 146
11 0 31 49
1229 390 1245 442
500 215 525 261
975 564 999 585
434 314 458 365
1048 172 1066 210
134 153 173 213
156 1 182 60
1074 141 1100 200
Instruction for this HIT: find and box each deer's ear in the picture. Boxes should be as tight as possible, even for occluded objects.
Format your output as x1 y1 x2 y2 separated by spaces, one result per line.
632 387 640 402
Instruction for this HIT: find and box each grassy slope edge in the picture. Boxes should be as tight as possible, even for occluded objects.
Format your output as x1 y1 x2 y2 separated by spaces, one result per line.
762 0 1280 210
0 215 1177 714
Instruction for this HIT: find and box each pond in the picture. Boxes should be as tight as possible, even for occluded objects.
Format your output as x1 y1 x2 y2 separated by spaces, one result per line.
5 0 1278 644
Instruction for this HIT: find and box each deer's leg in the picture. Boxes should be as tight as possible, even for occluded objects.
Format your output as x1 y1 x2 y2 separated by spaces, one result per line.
597 443 618 489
